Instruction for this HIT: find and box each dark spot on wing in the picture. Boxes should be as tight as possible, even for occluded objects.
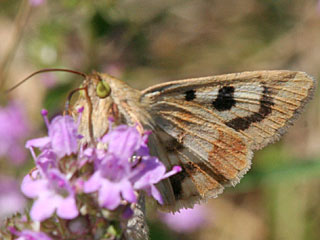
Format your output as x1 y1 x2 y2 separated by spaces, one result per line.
226 86 274 131
197 162 230 184
169 167 188 200
213 86 236 111
185 89 196 101
169 161 230 200
165 138 184 153
169 163 200 200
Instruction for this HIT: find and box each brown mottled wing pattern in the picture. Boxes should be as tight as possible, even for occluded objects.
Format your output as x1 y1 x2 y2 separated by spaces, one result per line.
140 70 316 211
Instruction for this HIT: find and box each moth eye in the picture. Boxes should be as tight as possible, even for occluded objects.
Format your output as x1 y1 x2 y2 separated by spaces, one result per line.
96 81 111 98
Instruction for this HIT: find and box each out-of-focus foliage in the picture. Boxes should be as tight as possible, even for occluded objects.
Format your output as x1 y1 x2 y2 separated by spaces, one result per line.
0 0 319 240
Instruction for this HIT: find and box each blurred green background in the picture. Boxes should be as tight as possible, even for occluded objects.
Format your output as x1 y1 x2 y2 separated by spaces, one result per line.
0 0 320 240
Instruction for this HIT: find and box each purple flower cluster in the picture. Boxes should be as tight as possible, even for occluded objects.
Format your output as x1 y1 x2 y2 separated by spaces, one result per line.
21 109 181 224
84 125 180 210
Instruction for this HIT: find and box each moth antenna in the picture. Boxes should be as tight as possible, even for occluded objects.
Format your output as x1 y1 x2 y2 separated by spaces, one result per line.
5 68 87 93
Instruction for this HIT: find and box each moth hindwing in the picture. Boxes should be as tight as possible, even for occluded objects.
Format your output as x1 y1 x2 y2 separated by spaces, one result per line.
74 70 316 211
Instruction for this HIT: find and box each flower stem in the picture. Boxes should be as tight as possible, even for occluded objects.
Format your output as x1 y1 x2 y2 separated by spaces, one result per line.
0 0 32 91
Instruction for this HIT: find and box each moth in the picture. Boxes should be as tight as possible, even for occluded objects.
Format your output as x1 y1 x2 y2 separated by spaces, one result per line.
73 70 316 212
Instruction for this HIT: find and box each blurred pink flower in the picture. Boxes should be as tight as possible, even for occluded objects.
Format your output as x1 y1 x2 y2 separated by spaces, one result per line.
103 63 124 78
0 101 31 165
160 204 208 233
41 73 58 89
29 0 45 6
0 176 26 218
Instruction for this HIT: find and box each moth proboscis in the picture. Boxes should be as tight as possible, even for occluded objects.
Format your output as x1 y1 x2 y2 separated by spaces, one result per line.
73 70 317 212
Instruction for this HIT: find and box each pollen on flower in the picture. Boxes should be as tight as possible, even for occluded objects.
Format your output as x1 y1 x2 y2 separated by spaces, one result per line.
41 109 48 116
173 166 182 172
77 106 84 113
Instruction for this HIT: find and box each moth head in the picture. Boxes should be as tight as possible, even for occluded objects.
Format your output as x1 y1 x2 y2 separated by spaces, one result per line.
76 72 114 102
90 72 135 102
80 72 115 99
7 69 116 144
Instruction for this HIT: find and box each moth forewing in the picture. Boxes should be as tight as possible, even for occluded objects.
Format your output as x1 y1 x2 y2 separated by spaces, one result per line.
141 71 316 151
74 70 317 212
141 70 316 211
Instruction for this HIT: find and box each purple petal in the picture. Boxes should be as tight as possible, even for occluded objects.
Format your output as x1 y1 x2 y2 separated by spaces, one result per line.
98 181 121 210
46 169 74 196
82 148 94 158
25 136 51 149
83 172 102 193
99 154 130 181
150 185 163 204
16 230 52 240
119 179 136 203
135 132 150 156
36 150 57 172
30 195 58 221
133 157 166 189
78 147 93 168
21 172 47 198
56 196 78 219
102 125 141 160
49 116 78 157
